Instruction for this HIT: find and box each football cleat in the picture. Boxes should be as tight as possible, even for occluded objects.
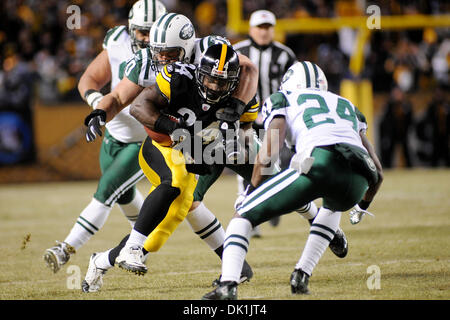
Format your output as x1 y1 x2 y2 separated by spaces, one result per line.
290 268 310 294
249 225 262 238
328 228 348 258
82 253 107 293
212 260 253 287
269 216 280 227
349 204 374 225
43 241 76 273
115 246 148 276
202 281 238 300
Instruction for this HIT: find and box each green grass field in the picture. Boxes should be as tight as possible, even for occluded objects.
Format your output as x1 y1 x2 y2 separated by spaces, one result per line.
0 169 449 300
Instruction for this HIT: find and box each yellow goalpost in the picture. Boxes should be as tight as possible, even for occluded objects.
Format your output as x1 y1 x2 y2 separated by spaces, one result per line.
226 0 450 142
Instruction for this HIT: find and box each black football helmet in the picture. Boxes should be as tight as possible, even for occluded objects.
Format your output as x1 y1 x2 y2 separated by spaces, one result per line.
196 44 240 104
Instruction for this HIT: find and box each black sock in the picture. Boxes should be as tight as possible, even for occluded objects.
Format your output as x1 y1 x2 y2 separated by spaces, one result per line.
108 234 129 265
133 183 180 236
214 245 224 259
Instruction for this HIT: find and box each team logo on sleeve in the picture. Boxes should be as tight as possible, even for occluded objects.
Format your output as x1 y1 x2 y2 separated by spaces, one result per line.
180 23 194 40
364 154 377 171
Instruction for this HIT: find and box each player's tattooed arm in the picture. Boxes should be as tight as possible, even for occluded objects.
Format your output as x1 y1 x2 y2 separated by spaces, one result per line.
130 84 168 130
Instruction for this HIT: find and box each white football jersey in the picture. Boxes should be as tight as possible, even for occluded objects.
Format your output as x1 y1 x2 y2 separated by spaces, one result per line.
262 88 368 165
102 25 147 143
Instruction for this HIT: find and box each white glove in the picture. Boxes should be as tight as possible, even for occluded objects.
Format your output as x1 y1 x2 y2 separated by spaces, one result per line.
349 204 374 225
86 91 104 109
234 184 255 210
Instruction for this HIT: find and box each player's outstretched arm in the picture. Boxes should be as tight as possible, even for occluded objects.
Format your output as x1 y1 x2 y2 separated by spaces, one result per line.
84 77 144 142
233 54 258 105
98 77 144 122
360 132 383 205
251 116 287 188
78 50 111 107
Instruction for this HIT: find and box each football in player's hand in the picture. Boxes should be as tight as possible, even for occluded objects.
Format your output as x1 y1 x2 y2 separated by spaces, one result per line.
144 127 173 146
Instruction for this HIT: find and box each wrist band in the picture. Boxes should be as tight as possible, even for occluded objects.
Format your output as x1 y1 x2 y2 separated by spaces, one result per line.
154 114 179 135
85 89 104 109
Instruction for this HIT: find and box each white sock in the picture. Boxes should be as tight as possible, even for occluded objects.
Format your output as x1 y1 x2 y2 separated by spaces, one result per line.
295 208 341 275
64 198 111 250
236 175 246 195
95 249 113 270
118 190 145 227
125 229 147 248
185 202 225 251
221 218 252 283
296 201 318 220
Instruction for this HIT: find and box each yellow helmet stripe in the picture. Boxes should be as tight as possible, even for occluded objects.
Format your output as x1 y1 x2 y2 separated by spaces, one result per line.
217 44 228 72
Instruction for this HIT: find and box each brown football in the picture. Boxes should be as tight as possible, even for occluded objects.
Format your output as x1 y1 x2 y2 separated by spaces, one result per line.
143 126 173 146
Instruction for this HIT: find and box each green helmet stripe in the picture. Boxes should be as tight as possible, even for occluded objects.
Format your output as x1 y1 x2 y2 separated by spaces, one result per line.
161 13 177 43
154 13 169 42
311 62 319 88
199 38 205 53
301 61 311 88
144 0 148 22
152 0 156 21
144 48 151 80
113 26 126 41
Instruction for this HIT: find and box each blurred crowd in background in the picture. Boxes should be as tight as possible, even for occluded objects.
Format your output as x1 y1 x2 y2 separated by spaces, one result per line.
0 0 448 167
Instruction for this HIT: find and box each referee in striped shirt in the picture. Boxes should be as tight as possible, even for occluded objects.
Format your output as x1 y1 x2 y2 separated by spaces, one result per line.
233 10 297 116
233 10 297 234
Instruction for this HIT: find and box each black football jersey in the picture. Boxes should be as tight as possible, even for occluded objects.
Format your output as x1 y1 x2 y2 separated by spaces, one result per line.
156 62 258 127
155 62 258 165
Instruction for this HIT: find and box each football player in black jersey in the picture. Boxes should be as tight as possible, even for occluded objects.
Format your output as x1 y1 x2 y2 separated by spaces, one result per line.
84 44 258 276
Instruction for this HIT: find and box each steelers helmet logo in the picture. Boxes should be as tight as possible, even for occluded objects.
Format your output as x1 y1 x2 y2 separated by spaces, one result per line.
179 23 194 40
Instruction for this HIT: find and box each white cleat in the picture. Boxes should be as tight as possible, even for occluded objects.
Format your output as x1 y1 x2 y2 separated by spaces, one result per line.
115 246 148 276
82 253 107 293
43 241 76 273
349 204 374 225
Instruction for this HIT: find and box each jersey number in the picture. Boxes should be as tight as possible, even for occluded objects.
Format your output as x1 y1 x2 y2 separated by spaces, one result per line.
299 94 358 131
174 62 195 79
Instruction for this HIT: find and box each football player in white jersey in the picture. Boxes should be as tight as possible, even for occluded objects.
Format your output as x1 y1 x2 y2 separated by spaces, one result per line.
43 0 167 273
203 61 383 299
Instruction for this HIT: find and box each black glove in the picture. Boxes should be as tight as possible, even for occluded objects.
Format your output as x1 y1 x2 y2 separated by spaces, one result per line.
84 109 107 142
219 121 243 163
216 97 246 123
185 163 212 175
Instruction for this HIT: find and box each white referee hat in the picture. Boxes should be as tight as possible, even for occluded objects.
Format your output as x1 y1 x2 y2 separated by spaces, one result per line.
249 10 276 27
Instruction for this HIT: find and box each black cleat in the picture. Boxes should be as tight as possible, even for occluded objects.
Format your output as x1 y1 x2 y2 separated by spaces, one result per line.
290 269 310 294
269 216 280 227
203 281 238 300
212 260 253 287
328 228 348 258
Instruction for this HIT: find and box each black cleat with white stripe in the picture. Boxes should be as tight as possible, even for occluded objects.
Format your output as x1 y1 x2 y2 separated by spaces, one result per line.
203 281 238 300
290 268 310 294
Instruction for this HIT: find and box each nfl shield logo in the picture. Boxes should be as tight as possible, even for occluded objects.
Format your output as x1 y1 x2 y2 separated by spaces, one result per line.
202 104 210 111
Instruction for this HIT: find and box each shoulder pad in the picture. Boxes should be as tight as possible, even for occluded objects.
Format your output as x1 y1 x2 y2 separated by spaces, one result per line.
103 26 128 49
156 62 196 101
